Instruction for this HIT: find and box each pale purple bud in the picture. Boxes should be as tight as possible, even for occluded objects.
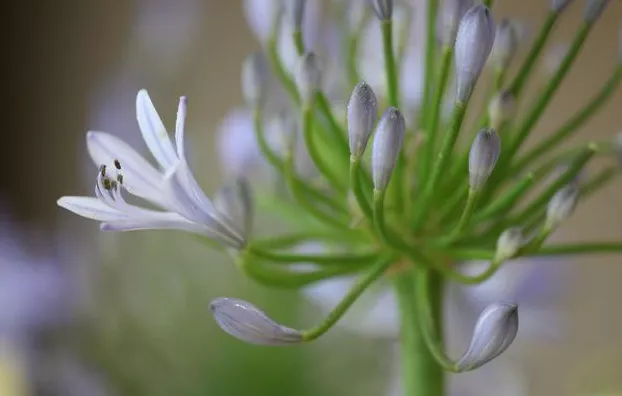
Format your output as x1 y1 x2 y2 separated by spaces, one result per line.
210 298 302 345
371 107 406 190
241 52 270 107
454 5 496 101
288 0 306 31
438 0 474 45
546 183 579 230
214 178 254 239
494 228 524 261
371 0 393 21
543 44 569 76
348 82 378 158
295 52 322 105
469 128 501 190
490 19 519 71
456 303 519 371
488 90 516 130
584 0 610 23
550 0 574 13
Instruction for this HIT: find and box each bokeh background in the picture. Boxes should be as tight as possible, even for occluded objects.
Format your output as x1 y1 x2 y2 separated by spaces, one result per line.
2 0 622 395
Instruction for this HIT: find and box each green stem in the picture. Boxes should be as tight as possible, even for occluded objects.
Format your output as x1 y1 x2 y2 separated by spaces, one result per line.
293 30 305 56
301 254 395 341
472 172 535 223
533 242 622 256
507 11 558 97
381 19 399 107
315 92 350 155
421 0 439 124
394 269 445 396
505 21 593 162
512 64 622 172
413 101 468 229
267 32 300 106
350 156 373 220
247 245 379 266
451 188 480 236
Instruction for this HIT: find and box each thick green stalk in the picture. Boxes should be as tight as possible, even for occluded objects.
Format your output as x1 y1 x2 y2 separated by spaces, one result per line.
512 64 622 172
394 269 444 396
302 255 395 341
507 11 558 97
381 19 399 107
505 22 593 162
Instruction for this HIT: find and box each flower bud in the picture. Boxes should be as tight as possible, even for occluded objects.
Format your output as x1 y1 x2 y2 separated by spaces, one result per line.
295 52 322 106
438 0 474 45
488 90 516 130
543 44 569 77
348 82 378 158
546 183 579 230
584 0 610 24
288 0 306 31
210 298 302 345
241 52 270 107
494 228 524 261
371 0 393 21
456 303 519 371
490 19 519 71
371 107 406 190
454 5 496 102
214 178 254 239
468 128 501 190
550 0 574 13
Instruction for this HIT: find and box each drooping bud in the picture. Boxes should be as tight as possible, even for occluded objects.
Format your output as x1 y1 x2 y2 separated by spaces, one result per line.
241 52 270 107
584 0 610 24
542 44 569 77
545 183 579 230
456 303 519 371
454 5 496 101
288 0 306 31
371 107 406 190
371 0 393 21
295 52 322 106
488 90 516 130
490 19 519 71
347 82 378 158
214 178 254 239
468 128 501 190
438 0 474 45
210 298 303 345
494 228 524 261
550 0 574 13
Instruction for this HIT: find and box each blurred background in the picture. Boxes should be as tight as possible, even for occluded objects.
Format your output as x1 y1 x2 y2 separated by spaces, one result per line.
2 0 622 395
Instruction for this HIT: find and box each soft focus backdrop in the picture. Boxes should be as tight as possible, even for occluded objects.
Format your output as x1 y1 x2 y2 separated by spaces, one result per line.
2 1 622 395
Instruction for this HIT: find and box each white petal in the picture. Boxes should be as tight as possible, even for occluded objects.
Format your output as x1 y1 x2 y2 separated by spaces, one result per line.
100 214 205 234
86 131 164 203
175 96 187 160
136 89 179 169
57 196 126 222
243 0 280 42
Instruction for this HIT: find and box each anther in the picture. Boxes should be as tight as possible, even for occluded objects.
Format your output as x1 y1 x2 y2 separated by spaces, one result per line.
114 159 122 170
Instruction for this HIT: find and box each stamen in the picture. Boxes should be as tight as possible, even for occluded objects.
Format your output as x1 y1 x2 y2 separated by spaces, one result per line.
99 164 107 177
114 159 122 170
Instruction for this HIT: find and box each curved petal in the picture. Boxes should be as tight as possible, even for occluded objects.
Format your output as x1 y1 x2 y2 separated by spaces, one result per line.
86 131 164 203
57 196 127 222
136 89 178 169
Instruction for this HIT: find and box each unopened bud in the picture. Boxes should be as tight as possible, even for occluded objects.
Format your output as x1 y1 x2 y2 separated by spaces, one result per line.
550 0 574 13
469 128 501 190
348 82 378 158
210 298 302 345
371 107 406 190
288 0 306 31
241 52 270 107
546 183 579 230
488 90 516 130
371 0 393 21
490 19 519 71
494 228 524 261
454 5 496 101
543 44 569 76
438 0 474 45
584 0 610 24
295 52 322 106
456 303 519 371
214 178 254 239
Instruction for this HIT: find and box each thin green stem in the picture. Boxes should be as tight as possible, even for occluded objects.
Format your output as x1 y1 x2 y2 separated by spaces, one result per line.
315 92 350 155
267 34 300 106
247 244 379 266
413 101 468 229
293 30 304 56
301 254 395 341
394 269 445 396
505 22 593 162
507 11 558 97
350 156 373 220
253 231 367 250
381 19 399 107
421 0 439 125
472 173 535 223
532 242 622 256
512 64 622 172
452 188 480 235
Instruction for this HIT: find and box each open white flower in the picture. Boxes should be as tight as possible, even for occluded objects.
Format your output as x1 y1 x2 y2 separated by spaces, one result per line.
58 90 244 249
